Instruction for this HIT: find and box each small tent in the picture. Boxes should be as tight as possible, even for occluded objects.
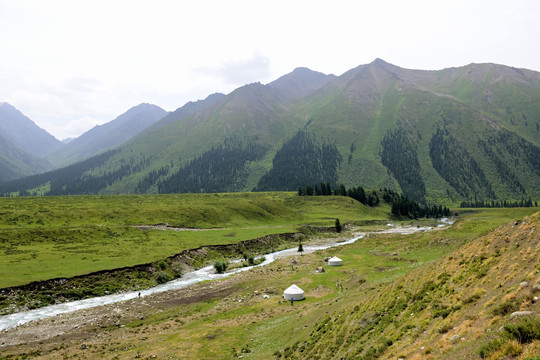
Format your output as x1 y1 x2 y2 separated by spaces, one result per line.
283 284 305 301
328 256 343 266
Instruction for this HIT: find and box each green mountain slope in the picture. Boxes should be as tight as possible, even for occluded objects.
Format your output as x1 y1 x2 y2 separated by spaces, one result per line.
1 61 539 201
296 59 540 201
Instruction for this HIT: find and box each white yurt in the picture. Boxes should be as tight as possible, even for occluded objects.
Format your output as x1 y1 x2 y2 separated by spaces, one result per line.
283 284 305 301
328 256 343 266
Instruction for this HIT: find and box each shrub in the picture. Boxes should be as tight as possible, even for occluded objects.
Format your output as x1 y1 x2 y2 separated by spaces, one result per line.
155 271 171 284
171 265 183 277
492 301 519 316
214 261 228 274
157 260 168 270
504 316 540 343
479 338 504 358
463 292 482 304
438 323 453 334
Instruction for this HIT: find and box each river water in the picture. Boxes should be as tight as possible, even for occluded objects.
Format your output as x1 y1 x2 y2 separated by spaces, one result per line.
0 224 439 331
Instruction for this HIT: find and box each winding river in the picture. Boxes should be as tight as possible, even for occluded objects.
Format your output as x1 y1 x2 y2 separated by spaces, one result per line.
0 223 443 331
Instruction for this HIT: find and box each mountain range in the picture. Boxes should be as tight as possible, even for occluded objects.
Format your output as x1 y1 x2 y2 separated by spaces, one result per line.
45 103 167 168
0 102 167 182
1 59 539 202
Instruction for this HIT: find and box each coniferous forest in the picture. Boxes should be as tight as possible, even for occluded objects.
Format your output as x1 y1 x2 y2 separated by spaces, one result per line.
158 141 266 194
0 149 124 196
429 127 495 199
379 127 426 203
255 130 342 191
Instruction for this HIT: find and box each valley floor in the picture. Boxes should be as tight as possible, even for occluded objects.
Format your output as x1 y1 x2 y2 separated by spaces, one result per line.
1 209 539 359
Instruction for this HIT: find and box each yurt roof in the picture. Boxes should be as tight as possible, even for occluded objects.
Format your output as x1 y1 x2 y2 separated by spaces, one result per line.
284 284 304 294
329 256 342 261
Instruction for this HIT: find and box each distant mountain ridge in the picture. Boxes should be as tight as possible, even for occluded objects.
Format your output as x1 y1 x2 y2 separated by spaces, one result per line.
1 60 539 201
267 67 335 99
0 102 62 157
0 102 60 181
46 103 167 167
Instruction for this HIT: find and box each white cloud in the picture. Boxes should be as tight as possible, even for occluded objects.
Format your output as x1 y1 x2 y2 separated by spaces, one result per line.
196 53 271 86
44 116 108 141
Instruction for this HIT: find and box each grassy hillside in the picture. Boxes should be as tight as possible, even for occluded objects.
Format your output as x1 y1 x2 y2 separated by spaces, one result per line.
281 209 540 359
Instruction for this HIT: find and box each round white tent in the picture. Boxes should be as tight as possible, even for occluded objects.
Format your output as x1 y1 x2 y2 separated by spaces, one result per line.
328 256 343 266
283 284 305 301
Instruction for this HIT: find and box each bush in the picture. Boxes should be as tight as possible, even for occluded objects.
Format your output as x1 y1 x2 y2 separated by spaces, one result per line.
463 292 482 304
157 260 168 270
171 264 183 277
504 316 540 343
492 301 519 316
214 261 228 274
155 271 172 284
479 338 504 358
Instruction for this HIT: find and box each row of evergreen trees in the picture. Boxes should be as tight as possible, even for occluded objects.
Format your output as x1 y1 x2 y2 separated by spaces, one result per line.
0 149 122 196
297 183 452 218
459 199 537 208
297 183 380 207
380 188 451 218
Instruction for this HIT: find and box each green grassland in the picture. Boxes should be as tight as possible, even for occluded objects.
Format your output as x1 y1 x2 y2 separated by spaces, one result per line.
134 208 538 359
136 207 535 359
9 207 536 359
0 192 388 288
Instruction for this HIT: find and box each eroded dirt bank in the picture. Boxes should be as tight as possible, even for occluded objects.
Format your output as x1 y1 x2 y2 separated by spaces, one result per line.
0 231 305 315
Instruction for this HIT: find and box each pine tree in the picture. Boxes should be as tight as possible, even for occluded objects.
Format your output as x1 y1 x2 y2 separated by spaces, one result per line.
335 218 342 233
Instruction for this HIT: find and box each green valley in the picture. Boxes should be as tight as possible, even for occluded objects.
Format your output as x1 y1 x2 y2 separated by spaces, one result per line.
0 194 537 359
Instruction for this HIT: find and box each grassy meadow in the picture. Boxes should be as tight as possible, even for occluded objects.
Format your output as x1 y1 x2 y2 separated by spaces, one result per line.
0 193 538 359
0 192 388 288
127 208 538 359
6 206 534 359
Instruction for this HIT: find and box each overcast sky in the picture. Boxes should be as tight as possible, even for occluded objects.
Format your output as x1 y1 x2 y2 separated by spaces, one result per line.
1 0 539 140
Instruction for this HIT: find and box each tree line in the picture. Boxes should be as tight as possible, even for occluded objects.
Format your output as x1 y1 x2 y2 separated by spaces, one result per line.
297 183 450 219
297 183 380 207
459 199 537 208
